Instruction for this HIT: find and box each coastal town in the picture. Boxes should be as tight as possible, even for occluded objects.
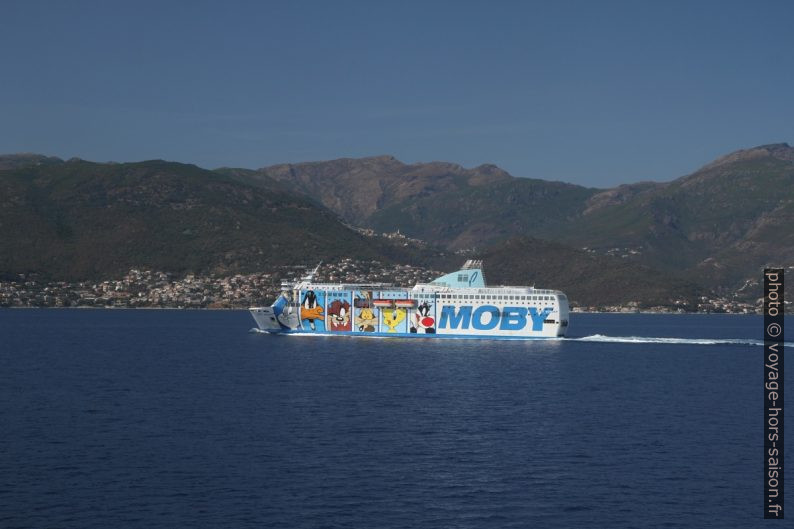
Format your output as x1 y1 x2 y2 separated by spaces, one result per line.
0 259 767 313
0 260 442 310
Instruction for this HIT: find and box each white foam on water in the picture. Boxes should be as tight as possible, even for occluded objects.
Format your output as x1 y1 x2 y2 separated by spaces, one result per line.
248 328 791 346
569 334 793 347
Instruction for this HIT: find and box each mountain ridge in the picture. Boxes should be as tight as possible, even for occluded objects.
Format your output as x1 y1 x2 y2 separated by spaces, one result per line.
2 143 792 305
247 143 793 299
0 158 453 281
256 155 518 225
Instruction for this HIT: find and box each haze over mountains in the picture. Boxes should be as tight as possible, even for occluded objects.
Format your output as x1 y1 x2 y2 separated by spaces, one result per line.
1 143 792 308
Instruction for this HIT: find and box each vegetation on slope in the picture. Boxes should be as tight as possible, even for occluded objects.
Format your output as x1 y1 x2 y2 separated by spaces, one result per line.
0 159 447 280
478 237 705 308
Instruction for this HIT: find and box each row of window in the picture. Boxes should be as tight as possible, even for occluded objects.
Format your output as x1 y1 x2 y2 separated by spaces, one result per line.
474 310 557 319
306 291 561 302
416 293 555 301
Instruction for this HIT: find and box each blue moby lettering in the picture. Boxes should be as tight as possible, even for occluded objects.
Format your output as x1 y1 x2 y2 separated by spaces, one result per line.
499 307 526 330
528 307 553 331
439 305 554 332
439 305 472 329
472 306 499 330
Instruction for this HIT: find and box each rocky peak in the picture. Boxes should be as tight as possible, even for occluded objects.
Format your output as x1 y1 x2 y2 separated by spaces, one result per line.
467 163 513 185
700 142 794 171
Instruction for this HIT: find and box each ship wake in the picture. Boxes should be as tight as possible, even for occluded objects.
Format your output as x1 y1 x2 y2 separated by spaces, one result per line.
569 334 793 347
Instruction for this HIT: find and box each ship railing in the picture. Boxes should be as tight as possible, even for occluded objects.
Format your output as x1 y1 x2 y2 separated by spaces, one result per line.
413 283 452 290
413 284 560 295
489 287 562 295
297 282 395 290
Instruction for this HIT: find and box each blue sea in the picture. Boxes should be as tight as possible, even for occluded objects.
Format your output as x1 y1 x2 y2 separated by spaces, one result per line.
0 309 791 528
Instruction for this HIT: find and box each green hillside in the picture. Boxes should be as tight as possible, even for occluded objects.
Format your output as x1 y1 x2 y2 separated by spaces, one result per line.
0 159 443 280
368 176 595 249
256 155 598 250
559 146 794 293
478 237 704 309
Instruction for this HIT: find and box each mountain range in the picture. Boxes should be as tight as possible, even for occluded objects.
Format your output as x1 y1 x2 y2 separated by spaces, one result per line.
253 155 595 249
0 157 451 281
251 143 794 301
1 144 792 308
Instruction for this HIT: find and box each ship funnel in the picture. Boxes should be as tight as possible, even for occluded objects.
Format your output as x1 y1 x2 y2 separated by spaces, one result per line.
430 260 486 288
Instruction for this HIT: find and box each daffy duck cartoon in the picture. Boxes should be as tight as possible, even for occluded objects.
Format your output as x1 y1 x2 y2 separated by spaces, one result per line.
300 290 324 330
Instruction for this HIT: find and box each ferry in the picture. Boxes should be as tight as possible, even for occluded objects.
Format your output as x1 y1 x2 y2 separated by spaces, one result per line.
249 260 569 339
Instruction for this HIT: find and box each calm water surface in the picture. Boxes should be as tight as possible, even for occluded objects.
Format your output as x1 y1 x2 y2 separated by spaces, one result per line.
0 309 791 528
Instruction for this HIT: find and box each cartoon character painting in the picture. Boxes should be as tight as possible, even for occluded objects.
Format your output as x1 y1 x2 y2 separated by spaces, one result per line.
354 291 377 332
381 308 406 333
327 299 352 332
274 292 298 330
356 307 377 332
410 302 435 333
300 290 324 331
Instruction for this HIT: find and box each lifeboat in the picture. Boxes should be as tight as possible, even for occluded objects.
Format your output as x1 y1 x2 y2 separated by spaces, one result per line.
394 299 417 308
372 299 393 308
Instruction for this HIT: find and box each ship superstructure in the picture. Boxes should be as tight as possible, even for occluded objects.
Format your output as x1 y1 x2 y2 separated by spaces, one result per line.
249 260 569 339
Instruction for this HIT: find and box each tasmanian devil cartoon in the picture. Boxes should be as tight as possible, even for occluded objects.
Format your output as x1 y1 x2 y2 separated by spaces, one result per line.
327 299 351 332
300 290 324 330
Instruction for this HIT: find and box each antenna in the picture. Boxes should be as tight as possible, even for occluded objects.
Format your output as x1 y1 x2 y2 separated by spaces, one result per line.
304 261 322 282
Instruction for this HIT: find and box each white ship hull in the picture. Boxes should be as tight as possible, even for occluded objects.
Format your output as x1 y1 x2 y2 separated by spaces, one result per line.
250 260 569 340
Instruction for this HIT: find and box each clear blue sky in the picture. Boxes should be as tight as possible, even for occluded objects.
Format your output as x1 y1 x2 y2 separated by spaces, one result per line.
2 0 793 187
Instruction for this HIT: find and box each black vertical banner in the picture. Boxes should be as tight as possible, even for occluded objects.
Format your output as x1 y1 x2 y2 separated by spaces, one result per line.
764 268 784 519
